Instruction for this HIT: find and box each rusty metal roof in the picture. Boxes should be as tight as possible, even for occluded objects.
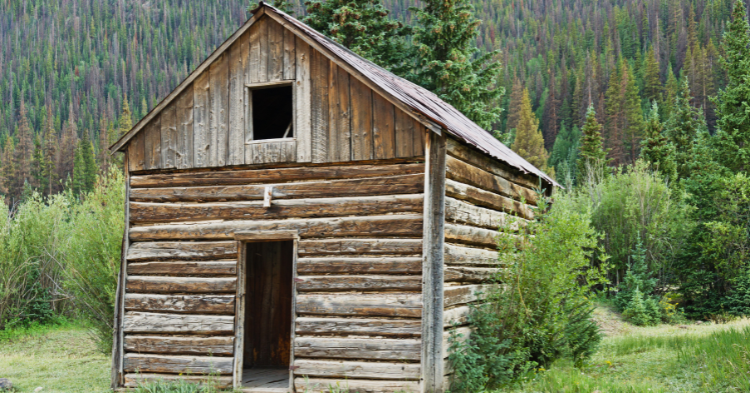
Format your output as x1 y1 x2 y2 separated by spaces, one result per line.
263 3 557 188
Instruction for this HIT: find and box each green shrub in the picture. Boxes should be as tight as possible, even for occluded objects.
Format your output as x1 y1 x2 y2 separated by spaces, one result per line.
447 192 608 392
133 377 224 393
622 288 653 326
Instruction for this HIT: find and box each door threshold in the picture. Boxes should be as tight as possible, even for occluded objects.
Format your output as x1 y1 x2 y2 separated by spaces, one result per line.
241 388 293 393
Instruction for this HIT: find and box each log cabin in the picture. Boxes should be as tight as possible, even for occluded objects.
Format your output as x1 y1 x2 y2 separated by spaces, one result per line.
108 3 557 392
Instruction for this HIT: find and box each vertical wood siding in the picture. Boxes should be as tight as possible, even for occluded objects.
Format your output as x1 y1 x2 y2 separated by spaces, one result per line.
126 16 425 172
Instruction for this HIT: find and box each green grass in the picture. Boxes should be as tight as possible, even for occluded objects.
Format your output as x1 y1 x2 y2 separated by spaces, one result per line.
0 322 110 392
509 317 750 393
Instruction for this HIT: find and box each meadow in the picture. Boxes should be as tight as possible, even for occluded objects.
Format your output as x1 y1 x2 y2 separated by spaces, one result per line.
2 307 749 393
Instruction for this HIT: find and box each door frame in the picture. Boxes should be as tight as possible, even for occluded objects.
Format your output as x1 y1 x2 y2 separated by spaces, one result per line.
233 230 299 390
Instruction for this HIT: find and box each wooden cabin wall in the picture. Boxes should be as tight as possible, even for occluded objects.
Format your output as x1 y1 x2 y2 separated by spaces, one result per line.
126 15 426 173
440 137 541 383
119 161 426 392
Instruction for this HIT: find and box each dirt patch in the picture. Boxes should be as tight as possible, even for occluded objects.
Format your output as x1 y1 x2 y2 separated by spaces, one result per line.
592 303 631 337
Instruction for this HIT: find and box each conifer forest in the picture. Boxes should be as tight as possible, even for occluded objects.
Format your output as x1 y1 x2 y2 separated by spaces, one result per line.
3 0 750 391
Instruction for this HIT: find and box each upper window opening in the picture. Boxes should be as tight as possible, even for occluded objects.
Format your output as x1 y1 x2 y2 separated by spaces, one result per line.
252 85 293 140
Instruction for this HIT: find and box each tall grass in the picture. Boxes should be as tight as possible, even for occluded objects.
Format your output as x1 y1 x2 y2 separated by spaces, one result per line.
677 325 750 391
0 167 124 352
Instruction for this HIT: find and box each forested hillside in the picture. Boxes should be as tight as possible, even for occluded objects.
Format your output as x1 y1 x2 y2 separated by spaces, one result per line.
0 0 740 201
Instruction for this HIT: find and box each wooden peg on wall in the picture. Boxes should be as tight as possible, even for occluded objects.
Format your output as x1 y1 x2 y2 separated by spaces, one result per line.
264 186 273 207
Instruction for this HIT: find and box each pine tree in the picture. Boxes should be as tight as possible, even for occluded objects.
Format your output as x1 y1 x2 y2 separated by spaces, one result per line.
409 0 504 130
664 79 707 179
550 122 581 183
80 131 98 193
577 105 609 181
713 0 750 172
31 135 43 190
604 61 625 166
59 104 79 183
643 46 662 103
303 0 411 72
2 139 15 201
506 77 524 131
662 65 679 119
71 142 85 197
511 89 553 175
42 107 58 196
119 94 133 138
624 64 645 163
14 100 34 199
640 101 678 183
98 117 110 173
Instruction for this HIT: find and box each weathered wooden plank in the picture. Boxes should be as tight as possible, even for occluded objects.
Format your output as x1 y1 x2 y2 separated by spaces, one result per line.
444 305 471 327
297 257 421 274
127 260 236 276
283 27 296 79
175 87 194 169
193 70 210 168
445 179 533 220
126 276 237 294
144 117 162 170
446 197 525 230
228 35 247 166
295 38 312 162
268 18 284 81
350 77 373 161
297 238 422 256
128 132 146 172
296 275 422 292
295 378 419 393
294 337 420 360
296 293 421 317
445 267 498 283
123 374 232 389
293 360 420 380
413 121 425 156
446 136 539 190
422 131 446 392
447 155 538 205
395 107 415 158
130 174 424 202
445 223 501 248
130 162 424 188
444 285 493 308
127 241 238 261
311 49 330 163
328 64 350 162
123 312 234 334
124 335 234 356
124 354 233 374
244 139 297 164
129 215 423 241
129 195 423 224
209 53 229 167
295 317 421 337
258 16 269 83
160 106 177 169
124 294 235 314
372 92 395 160
444 244 500 266
248 21 262 84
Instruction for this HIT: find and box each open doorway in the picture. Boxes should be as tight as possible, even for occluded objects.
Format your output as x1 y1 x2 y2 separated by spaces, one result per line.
242 240 294 389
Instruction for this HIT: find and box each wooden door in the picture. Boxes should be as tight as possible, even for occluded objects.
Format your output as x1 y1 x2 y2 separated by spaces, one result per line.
244 241 294 367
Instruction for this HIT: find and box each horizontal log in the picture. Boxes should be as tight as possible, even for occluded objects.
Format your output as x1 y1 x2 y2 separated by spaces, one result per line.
130 215 423 241
292 359 420 380
294 337 420 360
130 195 423 224
446 137 539 189
130 174 424 202
297 257 422 275
128 260 237 275
444 306 471 327
444 285 494 308
130 163 425 188
127 241 238 261
295 378 419 393
124 353 233 374
298 239 422 256
296 275 422 292
445 223 500 248
445 197 525 230
124 294 235 314
443 327 473 358
446 179 533 220
295 317 421 337
445 267 498 283
296 293 421 317
444 244 500 266
124 335 234 356
446 155 538 205
126 276 237 294
123 373 232 389
123 312 234 334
